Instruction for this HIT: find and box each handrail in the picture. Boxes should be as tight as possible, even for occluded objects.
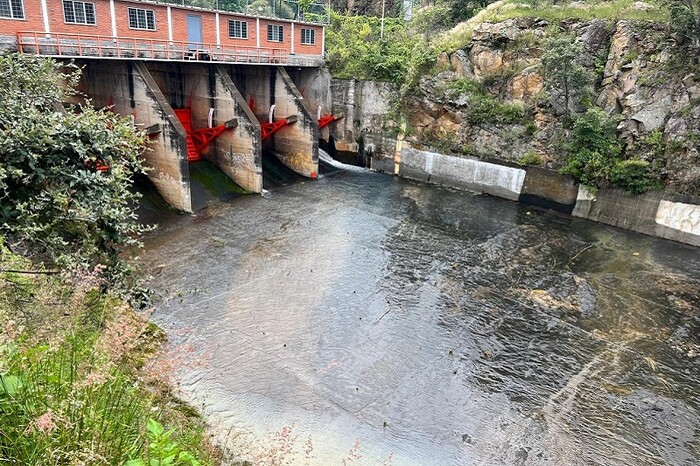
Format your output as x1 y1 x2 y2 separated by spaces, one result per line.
16 31 290 64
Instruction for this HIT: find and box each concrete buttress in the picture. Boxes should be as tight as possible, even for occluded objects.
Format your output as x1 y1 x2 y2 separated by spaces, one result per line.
272 67 319 177
79 61 193 213
144 62 263 193
229 65 318 177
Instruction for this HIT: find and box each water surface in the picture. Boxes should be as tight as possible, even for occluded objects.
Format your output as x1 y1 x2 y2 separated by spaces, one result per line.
141 166 700 465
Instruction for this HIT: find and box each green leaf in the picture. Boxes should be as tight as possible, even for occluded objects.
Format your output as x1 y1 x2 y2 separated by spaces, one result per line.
123 460 146 466
0 375 24 395
147 418 164 437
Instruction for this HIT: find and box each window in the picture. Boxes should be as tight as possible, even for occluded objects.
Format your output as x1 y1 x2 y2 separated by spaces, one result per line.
63 0 96 25
267 24 283 43
128 7 155 30
0 0 24 19
228 19 248 39
300 28 315 45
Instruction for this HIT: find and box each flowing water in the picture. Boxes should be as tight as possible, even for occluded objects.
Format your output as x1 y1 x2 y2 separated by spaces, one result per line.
140 161 700 466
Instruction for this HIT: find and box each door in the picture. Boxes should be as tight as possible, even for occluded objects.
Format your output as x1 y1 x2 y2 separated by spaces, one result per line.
187 15 202 49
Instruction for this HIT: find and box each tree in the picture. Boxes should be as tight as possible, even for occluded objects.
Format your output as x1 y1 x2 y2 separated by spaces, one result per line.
541 35 594 118
666 0 700 47
0 54 147 285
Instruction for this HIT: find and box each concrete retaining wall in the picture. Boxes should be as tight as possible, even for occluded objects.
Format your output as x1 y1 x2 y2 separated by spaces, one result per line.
386 147 700 247
330 79 399 159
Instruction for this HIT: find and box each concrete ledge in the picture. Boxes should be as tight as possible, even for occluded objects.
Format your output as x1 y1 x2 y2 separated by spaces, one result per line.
399 147 526 201
379 146 700 247
572 185 663 234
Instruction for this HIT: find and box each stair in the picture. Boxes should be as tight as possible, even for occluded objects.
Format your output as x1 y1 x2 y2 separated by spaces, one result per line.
174 108 202 162
185 136 200 162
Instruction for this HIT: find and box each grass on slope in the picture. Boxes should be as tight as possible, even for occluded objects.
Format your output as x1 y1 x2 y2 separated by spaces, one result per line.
434 0 668 53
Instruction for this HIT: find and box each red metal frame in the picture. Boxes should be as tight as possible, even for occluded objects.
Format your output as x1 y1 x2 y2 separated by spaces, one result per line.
261 119 292 141
318 114 343 129
174 108 235 162
16 31 289 65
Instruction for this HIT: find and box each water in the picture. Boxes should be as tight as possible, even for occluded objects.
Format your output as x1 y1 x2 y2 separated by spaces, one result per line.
140 164 700 465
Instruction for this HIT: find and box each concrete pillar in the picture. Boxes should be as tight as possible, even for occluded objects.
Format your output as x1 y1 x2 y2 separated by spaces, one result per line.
143 62 263 193
79 60 192 213
211 65 262 193
287 67 333 142
229 65 318 178
271 66 318 177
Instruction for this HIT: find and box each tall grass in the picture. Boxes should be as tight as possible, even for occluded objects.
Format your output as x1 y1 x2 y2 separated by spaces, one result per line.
483 0 669 23
0 241 220 465
0 335 150 464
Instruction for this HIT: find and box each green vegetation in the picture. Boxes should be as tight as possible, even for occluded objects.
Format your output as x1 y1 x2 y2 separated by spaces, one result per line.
324 11 429 83
666 0 700 47
0 54 220 464
0 54 147 296
541 35 594 118
0 242 219 465
445 78 527 125
481 0 668 24
518 151 544 166
562 108 661 193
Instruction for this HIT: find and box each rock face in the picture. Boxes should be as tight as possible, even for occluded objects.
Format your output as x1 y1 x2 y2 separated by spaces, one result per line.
405 17 700 195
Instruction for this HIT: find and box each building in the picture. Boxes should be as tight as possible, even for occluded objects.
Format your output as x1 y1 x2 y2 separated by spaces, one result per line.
0 0 325 66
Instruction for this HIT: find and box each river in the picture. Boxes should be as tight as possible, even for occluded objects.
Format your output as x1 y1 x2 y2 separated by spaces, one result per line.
139 159 700 465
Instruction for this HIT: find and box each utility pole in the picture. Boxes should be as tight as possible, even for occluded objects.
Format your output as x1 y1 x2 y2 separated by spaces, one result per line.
380 0 385 39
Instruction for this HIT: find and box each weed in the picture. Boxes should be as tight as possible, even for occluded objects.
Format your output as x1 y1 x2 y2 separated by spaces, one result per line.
518 151 544 166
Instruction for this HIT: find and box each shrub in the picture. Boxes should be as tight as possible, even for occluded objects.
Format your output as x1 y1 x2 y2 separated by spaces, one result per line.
0 53 148 290
610 159 658 194
469 95 525 124
518 151 544 166
445 78 526 124
561 108 621 185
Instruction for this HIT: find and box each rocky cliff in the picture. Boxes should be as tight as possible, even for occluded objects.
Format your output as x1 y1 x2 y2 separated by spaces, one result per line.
406 17 700 196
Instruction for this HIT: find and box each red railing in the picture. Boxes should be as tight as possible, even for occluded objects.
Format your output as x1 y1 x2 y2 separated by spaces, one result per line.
17 31 289 64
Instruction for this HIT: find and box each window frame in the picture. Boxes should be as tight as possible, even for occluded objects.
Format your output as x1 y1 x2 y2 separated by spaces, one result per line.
127 7 156 31
228 19 248 39
63 0 97 26
0 0 25 20
300 28 315 46
267 24 284 43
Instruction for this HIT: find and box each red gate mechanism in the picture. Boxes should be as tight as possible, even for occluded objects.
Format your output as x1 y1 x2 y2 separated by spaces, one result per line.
318 113 343 130
261 115 298 141
174 108 237 162
248 101 298 141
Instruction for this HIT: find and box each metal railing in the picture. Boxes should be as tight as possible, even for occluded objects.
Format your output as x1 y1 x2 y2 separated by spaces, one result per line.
17 31 289 64
145 0 331 24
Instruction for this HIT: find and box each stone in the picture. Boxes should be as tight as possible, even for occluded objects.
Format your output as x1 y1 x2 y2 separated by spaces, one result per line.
510 69 544 101
450 50 474 79
634 1 654 10
470 47 504 77
629 94 672 131
437 51 450 69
